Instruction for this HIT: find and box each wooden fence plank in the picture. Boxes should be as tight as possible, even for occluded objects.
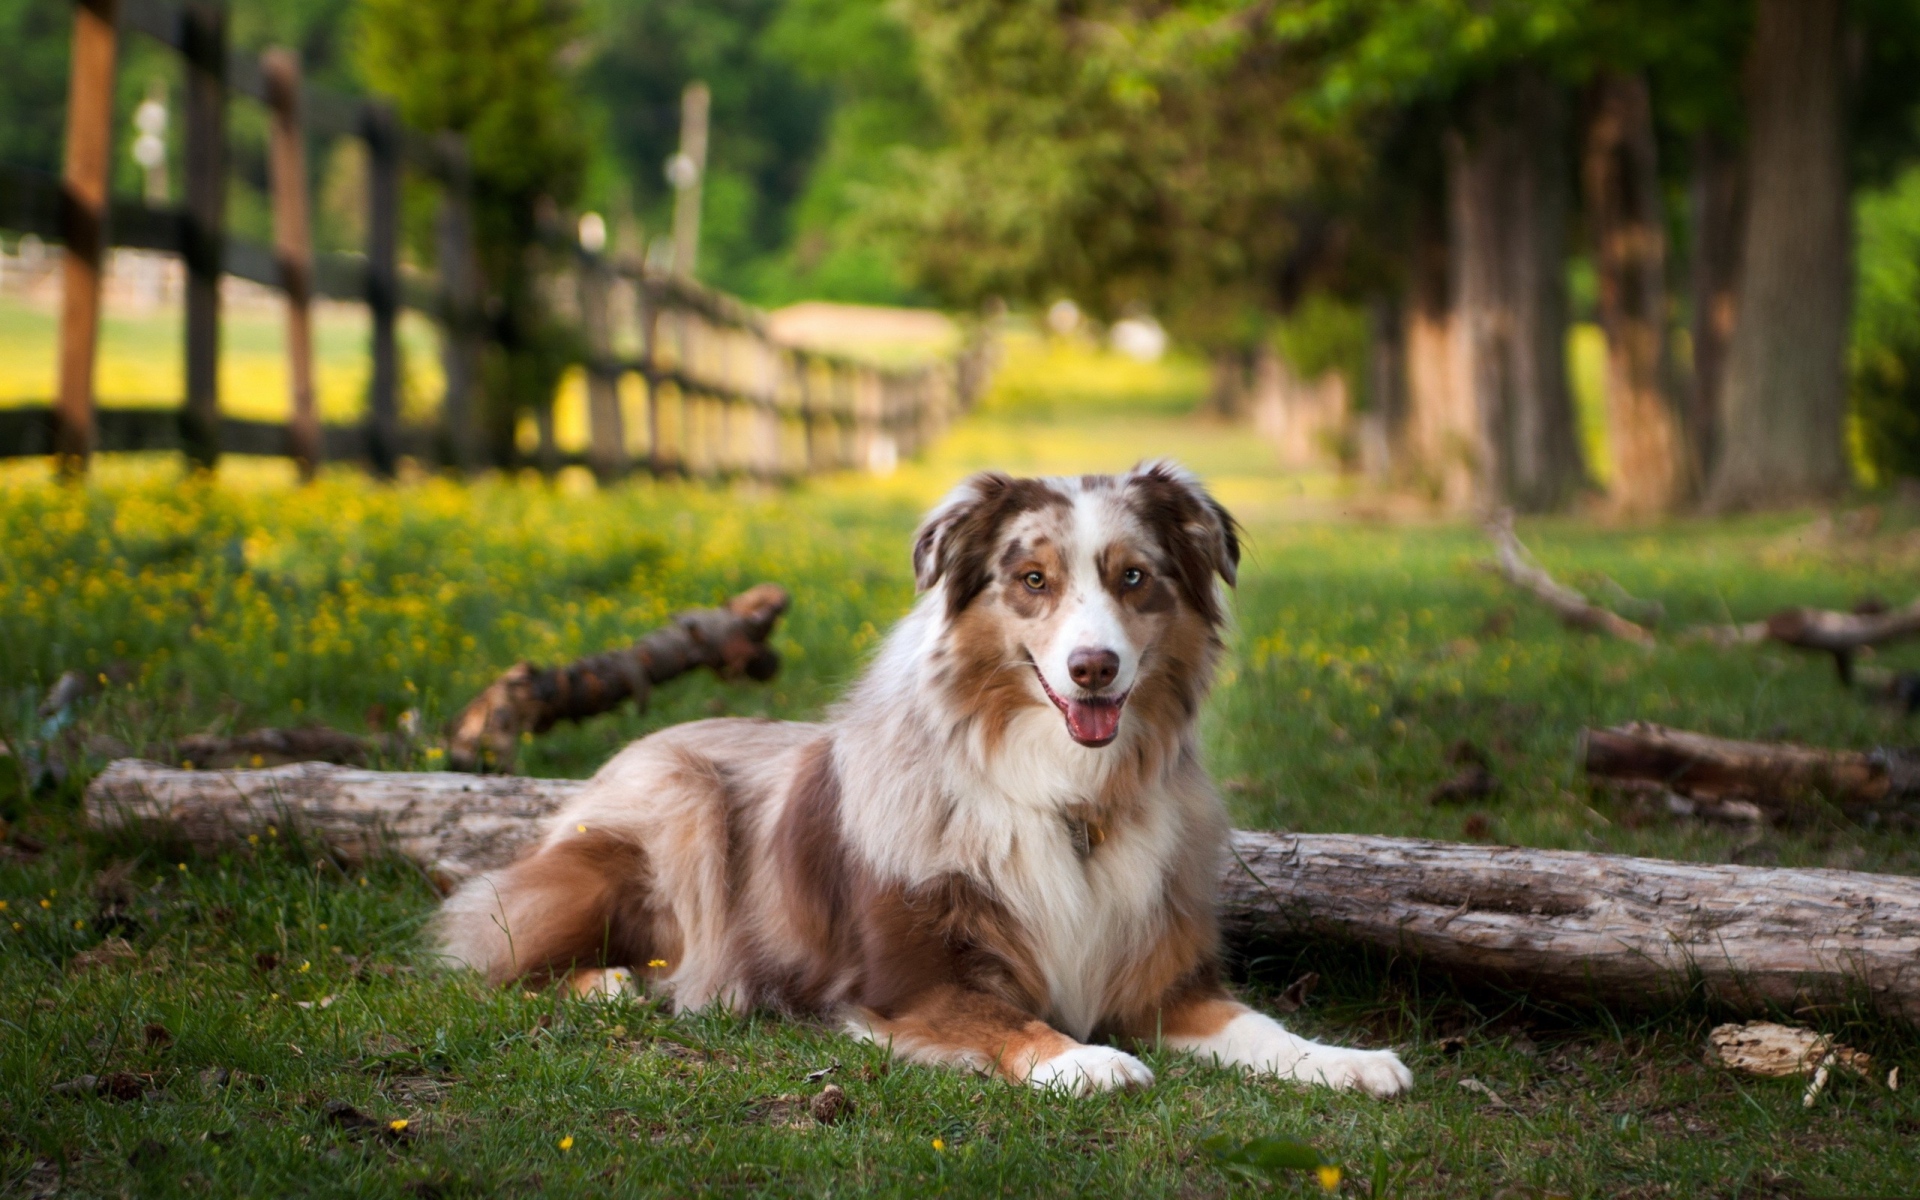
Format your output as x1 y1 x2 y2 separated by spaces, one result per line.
54 0 118 472
578 251 625 481
435 135 480 473
263 49 319 478
180 1 225 470
363 102 401 478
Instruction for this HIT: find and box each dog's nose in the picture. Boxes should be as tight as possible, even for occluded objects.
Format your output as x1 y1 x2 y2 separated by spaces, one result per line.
1068 647 1120 691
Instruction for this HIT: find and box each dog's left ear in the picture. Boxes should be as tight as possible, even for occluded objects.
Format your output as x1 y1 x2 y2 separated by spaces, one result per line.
1126 459 1241 618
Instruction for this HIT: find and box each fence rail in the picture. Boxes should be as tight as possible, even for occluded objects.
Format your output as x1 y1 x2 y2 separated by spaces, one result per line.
0 0 987 480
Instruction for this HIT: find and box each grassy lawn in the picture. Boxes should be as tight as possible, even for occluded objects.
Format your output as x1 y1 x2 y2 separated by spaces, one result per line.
3 333 1920 1197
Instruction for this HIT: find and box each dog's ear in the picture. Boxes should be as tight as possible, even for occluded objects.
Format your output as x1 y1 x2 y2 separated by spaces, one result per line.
912 471 1015 594
1126 459 1241 621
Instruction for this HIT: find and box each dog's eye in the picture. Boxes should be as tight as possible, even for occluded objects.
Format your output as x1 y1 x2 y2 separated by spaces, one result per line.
1122 568 1144 588
1022 571 1046 591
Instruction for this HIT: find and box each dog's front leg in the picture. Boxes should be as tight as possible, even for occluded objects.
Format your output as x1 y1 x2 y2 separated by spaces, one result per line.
1147 991 1412 1098
849 983 1154 1096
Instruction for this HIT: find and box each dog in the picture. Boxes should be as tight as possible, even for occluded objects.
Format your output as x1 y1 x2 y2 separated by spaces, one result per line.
435 461 1412 1098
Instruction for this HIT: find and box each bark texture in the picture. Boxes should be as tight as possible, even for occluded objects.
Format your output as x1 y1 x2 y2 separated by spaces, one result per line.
1686 132 1743 487
1583 722 1920 825
84 761 1920 1021
1583 72 1686 515
1706 0 1851 510
447 584 789 772
1400 195 1477 507
1219 830 1920 1021
1449 69 1588 512
86 760 577 887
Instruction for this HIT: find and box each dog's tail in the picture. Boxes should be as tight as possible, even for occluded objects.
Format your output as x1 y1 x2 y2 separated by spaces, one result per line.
430 831 659 985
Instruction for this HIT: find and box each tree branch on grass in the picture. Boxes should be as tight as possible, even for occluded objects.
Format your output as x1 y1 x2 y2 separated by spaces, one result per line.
86 758 1920 1022
1483 510 1654 644
445 584 789 772
1582 721 1920 826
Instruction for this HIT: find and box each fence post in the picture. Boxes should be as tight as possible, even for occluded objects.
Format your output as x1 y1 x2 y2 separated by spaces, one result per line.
54 0 119 474
796 352 816 473
578 247 625 482
669 82 709 279
435 134 480 473
363 102 401 478
181 1 226 470
262 49 318 480
639 278 662 476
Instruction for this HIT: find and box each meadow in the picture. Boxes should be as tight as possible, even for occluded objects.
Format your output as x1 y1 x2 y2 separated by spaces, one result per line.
3 333 1920 1197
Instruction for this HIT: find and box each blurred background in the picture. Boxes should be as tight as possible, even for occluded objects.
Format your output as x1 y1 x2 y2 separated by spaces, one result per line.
2 0 1918 513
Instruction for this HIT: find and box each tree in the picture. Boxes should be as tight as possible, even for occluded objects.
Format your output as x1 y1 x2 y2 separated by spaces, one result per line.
1447 67 1588 511
885 0 1365 350
1581 70 1685 514
357 0 589 467
1704 0 1851 510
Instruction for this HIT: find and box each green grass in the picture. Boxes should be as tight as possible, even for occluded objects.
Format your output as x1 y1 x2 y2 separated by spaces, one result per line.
4 332 1920 1197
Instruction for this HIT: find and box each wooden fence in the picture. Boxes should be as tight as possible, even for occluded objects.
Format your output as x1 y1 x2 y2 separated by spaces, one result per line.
0 0 989 481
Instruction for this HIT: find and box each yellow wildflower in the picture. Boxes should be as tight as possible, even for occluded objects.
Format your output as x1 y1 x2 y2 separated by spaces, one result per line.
559 1136 574 1151
39 899 50 909
647 959 668 969
388 1119 408 1133
931 1138 946 1152
1316 1165 1341 1192
299 961 311 972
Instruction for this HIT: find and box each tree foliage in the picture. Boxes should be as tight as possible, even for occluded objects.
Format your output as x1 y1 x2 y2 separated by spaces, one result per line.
357 0 590 461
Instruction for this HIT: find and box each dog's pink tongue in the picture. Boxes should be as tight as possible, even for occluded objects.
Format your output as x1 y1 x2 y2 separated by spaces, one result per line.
1066 700 1122 744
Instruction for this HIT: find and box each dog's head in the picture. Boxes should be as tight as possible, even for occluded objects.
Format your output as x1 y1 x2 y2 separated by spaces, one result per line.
912 460 1239 748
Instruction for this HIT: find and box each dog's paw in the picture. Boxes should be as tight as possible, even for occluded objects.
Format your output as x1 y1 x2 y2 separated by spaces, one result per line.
1027 1044 1155 1096
1289 1046 1413 1098
566 966 637 1000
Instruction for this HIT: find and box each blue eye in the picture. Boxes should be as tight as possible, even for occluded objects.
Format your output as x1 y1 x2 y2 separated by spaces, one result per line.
1122 568 1144 587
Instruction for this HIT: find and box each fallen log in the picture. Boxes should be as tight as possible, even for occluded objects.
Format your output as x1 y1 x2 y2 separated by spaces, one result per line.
446 583 789 772
1582 722 1920 825
1218 830 1920 1022
86 759 1920 1021
174 726 394 769
1483 510 1653 644
88 759 579 884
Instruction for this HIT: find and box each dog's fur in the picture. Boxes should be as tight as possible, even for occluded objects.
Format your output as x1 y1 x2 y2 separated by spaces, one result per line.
435 461 1411 1097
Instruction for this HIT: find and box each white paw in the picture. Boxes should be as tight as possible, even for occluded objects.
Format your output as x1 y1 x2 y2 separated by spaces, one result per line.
1288 1046 1414 1098
1027 1044 1156 1096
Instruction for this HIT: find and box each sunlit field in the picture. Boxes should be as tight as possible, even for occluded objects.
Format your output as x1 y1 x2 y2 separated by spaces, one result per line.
4 333 1919 1198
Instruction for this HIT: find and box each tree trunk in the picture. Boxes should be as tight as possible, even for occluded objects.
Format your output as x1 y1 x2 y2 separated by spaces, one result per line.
1583 72 1686 515
84 760 1920 1022
1686 132 1743 489
1207 348 1251 419
1705 0 1851 510
1401 190 1478 507
1449 69 1589 511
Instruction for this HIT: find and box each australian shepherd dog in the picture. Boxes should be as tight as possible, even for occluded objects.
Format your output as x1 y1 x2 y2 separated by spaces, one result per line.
435 461 1412 1098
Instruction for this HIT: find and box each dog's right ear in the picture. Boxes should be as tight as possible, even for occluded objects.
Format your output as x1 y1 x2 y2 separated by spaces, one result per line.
912 471 1013 593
